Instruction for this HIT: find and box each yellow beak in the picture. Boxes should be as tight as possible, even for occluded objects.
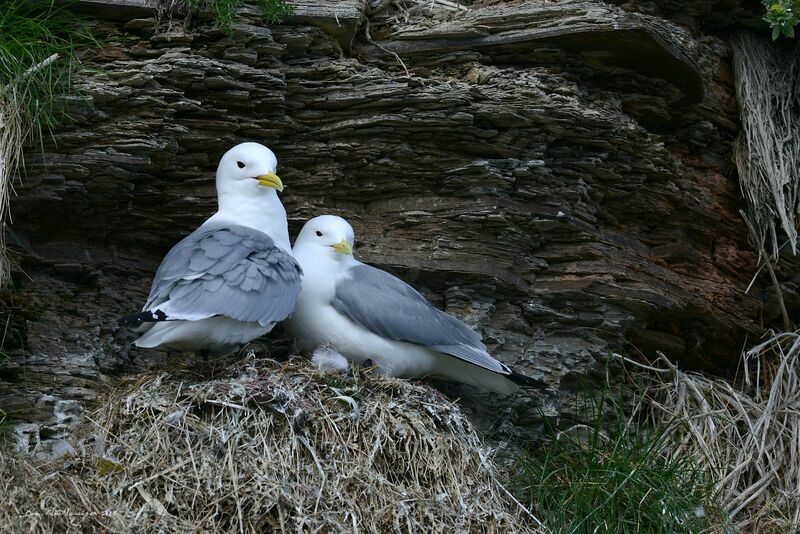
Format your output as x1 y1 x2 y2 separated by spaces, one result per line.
256 171 283 192
331 239 352 255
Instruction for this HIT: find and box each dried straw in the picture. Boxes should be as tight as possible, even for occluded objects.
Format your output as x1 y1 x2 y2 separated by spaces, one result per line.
0 52 61 287
0 102 18 285
618 335 800 532
369 0 471 36
1 354 544 533
732 34 800 258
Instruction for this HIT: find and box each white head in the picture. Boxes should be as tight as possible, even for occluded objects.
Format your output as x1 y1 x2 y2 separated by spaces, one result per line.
215 142 282 210
293 215 356 264
210 142 291 252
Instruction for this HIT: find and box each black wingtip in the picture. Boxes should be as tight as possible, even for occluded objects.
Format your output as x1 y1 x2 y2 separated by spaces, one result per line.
508 370 545 389
118 310 168 327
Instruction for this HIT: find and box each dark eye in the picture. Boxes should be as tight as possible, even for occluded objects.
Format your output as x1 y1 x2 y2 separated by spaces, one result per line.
315 231 323 237
236 161 246 169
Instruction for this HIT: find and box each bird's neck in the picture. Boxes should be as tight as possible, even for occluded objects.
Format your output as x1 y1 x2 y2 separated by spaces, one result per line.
214 192 291 253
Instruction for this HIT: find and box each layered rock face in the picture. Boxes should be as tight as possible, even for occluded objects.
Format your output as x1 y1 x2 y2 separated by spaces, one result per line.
1 0 766 444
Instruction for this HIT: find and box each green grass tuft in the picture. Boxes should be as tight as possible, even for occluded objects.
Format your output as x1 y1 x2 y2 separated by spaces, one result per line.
256 0 294 23
0 0 93 145
181 0 294 32
514 380 726 533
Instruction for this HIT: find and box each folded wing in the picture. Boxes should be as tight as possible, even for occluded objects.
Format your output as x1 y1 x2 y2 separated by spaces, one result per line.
332 264 512 376
145 222 302 327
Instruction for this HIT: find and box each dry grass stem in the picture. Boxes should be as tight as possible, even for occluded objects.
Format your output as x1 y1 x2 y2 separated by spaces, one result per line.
732 35 800 258
0 83 26 286
0 47 63 287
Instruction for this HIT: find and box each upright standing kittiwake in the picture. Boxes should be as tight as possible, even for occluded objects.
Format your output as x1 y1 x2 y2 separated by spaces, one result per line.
284 215 539 395
119 142 302 353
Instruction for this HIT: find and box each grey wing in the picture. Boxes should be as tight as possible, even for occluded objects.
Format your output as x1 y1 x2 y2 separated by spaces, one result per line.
332 264 512 376
144 223 302 326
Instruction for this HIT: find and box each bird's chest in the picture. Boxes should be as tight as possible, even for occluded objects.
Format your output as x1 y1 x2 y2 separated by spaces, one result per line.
290 274 339 339
295 273 336 310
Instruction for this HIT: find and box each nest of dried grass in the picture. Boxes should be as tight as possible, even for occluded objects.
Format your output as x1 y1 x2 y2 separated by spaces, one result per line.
2 354 543 533
620 333 800 532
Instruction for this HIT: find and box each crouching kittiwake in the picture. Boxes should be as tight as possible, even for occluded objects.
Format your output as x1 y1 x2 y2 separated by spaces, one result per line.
284 215 539 395
119 142 302 353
